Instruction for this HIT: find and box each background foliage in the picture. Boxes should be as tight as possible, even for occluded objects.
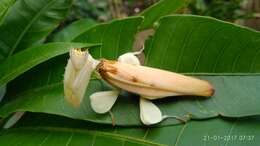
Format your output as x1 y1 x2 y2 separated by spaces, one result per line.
0 0 259 146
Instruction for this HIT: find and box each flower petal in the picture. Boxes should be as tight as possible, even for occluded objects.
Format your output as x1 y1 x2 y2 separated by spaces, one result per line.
64 59 78 106
118 52 140 65
140 98 162 125
90 90 119 114
71 59 95 107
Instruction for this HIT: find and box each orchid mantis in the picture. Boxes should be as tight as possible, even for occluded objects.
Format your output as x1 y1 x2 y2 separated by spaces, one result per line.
64 48 214 125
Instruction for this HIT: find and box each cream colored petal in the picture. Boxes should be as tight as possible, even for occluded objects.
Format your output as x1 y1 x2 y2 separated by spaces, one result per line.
90 90 119 114
64 59 78 106
64 59 76 84
71 60 94 107
140 98 162 125
118 53 140 65
64 49 100 107
70 49 87 70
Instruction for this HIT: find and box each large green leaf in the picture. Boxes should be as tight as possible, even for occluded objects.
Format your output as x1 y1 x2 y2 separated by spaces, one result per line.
0 0 15 24
142 15 260 120
52 19 97 42
139 0 187 30
1 16 260 126
0 127 161 146
96 117 260 146
144 15 260 73
5 113 260 146
0 0 72 59
0 42 97 87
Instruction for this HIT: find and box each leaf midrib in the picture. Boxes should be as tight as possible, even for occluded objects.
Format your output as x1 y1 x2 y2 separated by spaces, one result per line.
5 72 260 102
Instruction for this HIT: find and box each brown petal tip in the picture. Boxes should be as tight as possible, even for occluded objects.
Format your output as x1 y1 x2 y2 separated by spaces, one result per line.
204 82 215 97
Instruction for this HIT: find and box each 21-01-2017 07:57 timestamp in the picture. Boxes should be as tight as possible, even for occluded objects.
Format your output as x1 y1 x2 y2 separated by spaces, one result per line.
202 135 255 142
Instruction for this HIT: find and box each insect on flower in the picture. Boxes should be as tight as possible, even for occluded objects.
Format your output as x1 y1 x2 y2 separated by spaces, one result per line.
64 48 214 125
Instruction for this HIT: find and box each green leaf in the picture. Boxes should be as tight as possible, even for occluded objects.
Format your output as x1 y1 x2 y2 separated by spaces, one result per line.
139 0 187 30
52 19 97 42
109 118 260 146
9 113 260 146
0 0 15 24
0 127 162 146
0 0 73 59
142 15 260 121
94 117 260 146
74 16 143 59
0 42 98 87
144 15 260 73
